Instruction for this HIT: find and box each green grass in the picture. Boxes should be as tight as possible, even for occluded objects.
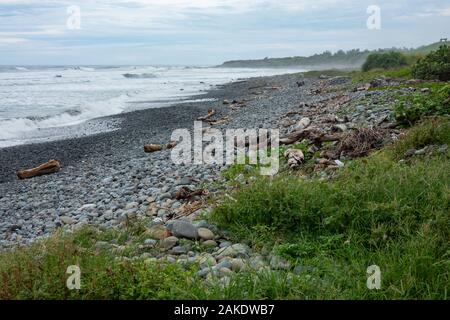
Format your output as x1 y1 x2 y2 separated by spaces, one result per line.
389 116 450 160
211 117 450 299
0 225 343 300
350 66 412 83
394 83 450 125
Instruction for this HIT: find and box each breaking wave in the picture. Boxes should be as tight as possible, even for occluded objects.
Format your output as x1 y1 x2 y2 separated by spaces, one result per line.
122 73 157 79
0 94 128 142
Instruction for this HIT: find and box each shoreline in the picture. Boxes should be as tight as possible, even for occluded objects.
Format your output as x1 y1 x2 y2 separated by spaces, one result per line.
0 71 314 247
0 78 234 183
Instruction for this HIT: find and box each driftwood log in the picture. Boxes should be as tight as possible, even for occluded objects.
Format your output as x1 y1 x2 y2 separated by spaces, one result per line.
166 141 178 149
206 116 230 126
144 144 163 153
144 141 178 153
17 159 61 180
197 109 216 121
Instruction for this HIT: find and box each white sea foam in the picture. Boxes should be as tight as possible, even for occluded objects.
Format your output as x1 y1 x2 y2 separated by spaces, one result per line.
0 66 304 147
0 94 128 141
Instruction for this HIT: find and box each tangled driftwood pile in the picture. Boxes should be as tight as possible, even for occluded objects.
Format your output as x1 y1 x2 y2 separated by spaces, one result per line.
338 128 386 158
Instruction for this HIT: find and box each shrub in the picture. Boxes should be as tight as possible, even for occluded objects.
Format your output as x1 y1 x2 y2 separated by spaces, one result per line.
412 45 450 81
362 52 408 72
394 84 450 125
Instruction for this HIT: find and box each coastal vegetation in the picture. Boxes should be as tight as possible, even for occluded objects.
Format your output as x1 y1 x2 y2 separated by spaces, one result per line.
361 52 408 72
412 45 450 81
220 41 449 69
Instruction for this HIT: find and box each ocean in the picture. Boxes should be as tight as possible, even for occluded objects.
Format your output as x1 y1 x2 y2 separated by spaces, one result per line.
0 65 302 148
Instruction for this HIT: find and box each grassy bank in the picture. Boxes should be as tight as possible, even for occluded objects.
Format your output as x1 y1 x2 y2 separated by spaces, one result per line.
212 117 449 299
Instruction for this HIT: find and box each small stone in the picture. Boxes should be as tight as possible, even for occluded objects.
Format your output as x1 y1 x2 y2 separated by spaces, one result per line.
219 267 233 276
404 149 416 158
104 210 114 220
60 216 75 225
150 217 164 226
249 256 266 270
216 244 249 259
216 259 232 270
160 236 178 250
125 202 139 210
157 209 167 217
198 254 217 268
269 255 292 270
219 241 232 248
166 256 176 263
334 159 345 167
79 204 96 211
230 258 246 272
144 239 157 247
202 240 218 248
197 268 211 278
197 227 214 240
145 225 168 240
170 246 188 255
146 196 156 203
177 177 191 186
102 177 113 184
159 192 172 200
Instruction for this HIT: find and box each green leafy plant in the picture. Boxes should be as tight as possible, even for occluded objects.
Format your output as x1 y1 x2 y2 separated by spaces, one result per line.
394 84 450 125
412 45 450 81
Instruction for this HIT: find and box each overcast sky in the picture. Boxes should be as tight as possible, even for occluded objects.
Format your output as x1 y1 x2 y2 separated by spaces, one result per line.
0 0 449 65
